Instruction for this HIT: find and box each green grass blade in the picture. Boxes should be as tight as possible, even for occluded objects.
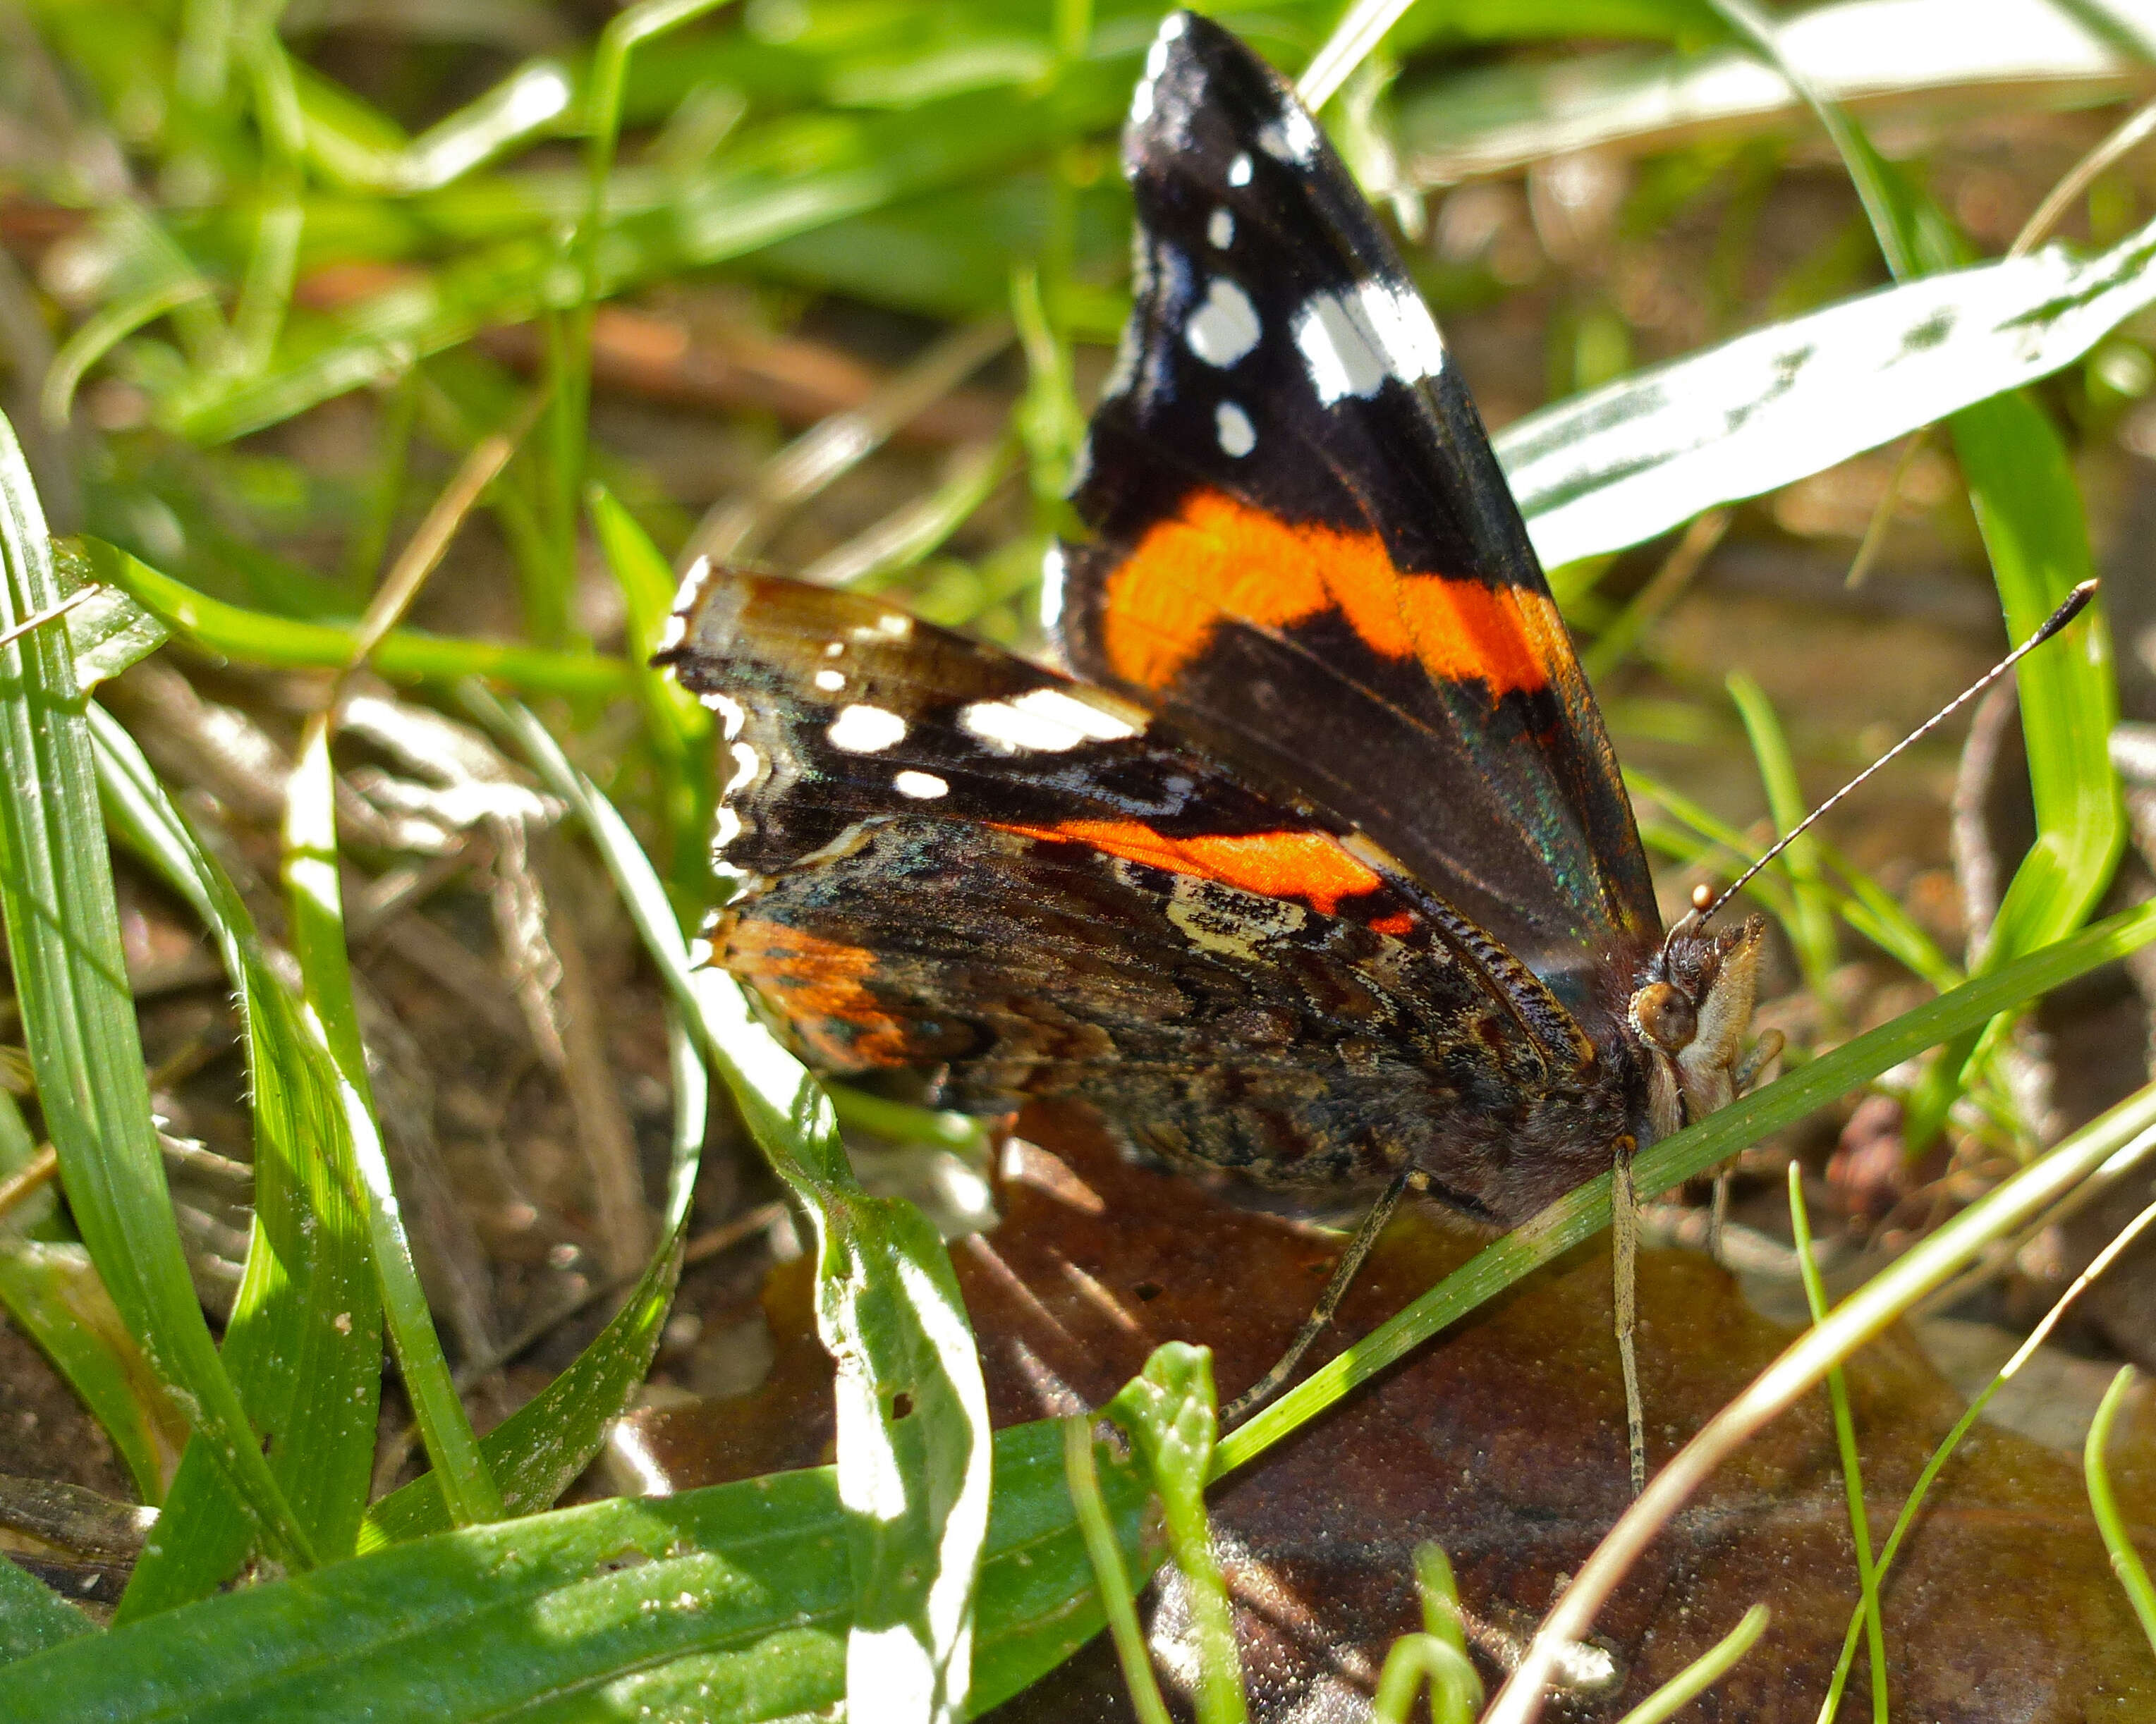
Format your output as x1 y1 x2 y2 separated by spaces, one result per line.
359 1230 689 1547
1789 1166 1886 1722
1725 674 1839 1005
1948 391 2121 972
1499 205 2156 568
2085 1367 2156 1653
296 57 573 195
0 1068 187 1507
0 1554 92 1665
0 1235 185 1505
586 483 710 891
1613 1603 1767 1724
0 409 310 1564
1064 1415 1174 1724
92 709 384 1615
0 1416 1148 1723
1629 767 1962 991
169 63 1142 445
1104 1345 1247 1724
470 685 994 1721
1216 896 2156 1474
78 537 633 698
360 1001 707 1548
281 719 502 1527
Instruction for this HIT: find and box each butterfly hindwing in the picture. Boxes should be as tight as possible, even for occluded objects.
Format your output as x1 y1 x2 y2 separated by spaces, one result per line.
1056 11 1659 998
655 563 1631 1220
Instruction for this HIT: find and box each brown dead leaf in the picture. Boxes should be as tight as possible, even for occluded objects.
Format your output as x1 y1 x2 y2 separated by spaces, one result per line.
619 1101 2156 1722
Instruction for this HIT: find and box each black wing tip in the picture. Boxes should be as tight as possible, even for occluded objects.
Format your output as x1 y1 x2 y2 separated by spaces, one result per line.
1125 10 1299 169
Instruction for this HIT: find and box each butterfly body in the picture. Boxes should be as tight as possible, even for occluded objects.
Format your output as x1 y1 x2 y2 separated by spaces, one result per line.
657 11 1767 1229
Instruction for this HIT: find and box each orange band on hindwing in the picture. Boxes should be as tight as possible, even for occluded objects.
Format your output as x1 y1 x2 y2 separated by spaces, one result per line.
722 919 915 1067
1100 489 1566 698
988 819 1384 917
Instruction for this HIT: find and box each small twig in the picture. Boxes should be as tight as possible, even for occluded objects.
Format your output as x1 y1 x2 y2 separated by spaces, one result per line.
684 1199 791 1266
2011 95 2156 260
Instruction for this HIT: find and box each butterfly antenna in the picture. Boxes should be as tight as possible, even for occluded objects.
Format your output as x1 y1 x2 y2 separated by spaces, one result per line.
1687 579 2098 935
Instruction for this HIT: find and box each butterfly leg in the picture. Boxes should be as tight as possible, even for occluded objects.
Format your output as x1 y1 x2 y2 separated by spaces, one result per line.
1220 1166 1415 1429
1612 1135 1646 1499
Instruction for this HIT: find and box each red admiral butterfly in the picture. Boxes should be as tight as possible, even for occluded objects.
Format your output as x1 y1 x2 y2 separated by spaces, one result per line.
655 11 1771 1328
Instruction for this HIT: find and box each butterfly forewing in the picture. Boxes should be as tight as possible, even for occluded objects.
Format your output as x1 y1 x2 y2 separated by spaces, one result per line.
1056 11 1660 995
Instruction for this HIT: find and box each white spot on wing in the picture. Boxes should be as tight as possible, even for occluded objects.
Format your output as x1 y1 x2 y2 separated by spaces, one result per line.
1039 542 1068 633
823 640 844 658
1214 400 1255 458
1257 106 1319 166
1293 278 1447 404
1208 207 1234 249
813 668 845 692
961 687 1143 753
894 770 949 800
849 612 912 643
657 553 714 654
698 690 743 729
1227 152 1253 187
725 740 760 795
1185 276 1260 369
827 704 907 754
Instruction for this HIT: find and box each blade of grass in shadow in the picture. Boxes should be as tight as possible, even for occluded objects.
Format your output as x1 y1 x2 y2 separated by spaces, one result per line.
468 684 993 1722
1788 1164 1886 1723
2086 1367 2156 1652
77 537 633 698
0 1552 92 1664
281 718 501 1527
91 709 384 1617
0 1078 188 1503
1726 674 1839 1010
1216 896 2156 1474
0 1233 187 1505
359 999 705 1548
0 410 309 1563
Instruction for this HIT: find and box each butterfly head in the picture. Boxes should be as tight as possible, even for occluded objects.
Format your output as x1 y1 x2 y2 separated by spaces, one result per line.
1627 915 1774 1140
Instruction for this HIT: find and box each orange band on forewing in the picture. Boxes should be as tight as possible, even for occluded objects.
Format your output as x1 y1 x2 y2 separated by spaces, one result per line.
1366 910 1416 937
724 919 913 1067
991 818 1383 917
1101 489 1561 698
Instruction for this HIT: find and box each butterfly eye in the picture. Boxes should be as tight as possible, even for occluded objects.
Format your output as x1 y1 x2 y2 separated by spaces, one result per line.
1629 980 1696 1056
